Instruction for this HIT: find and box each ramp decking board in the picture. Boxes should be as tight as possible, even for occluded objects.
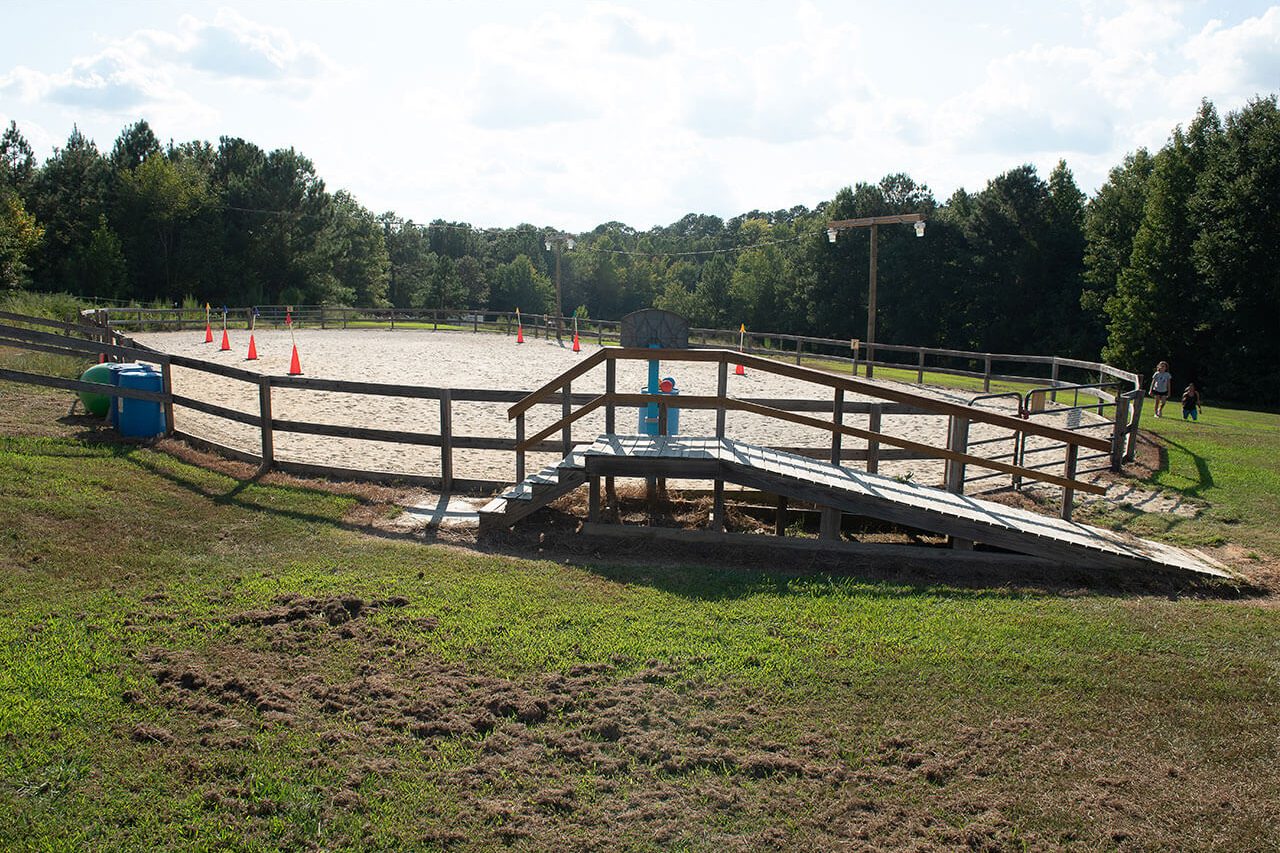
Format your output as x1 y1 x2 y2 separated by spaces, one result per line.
478 434 1228 578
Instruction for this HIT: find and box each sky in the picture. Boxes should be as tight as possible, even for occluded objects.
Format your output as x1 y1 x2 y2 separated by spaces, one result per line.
1 1 1277 232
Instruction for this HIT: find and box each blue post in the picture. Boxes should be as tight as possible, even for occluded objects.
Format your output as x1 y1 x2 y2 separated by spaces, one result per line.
647 344 660 432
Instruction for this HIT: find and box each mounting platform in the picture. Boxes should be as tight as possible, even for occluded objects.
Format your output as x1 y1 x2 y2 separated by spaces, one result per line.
480 435 1228 578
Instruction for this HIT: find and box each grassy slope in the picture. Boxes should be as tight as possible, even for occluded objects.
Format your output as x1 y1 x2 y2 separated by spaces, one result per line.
1 373 1278 850
1082 404 1280 557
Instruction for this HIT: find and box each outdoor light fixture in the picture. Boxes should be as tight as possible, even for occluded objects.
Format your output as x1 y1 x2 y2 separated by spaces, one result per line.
544 232 576 344
824 213 927 379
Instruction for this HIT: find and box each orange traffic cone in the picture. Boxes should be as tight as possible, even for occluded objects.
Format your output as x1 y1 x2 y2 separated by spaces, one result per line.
246 335 258 360
516 324 524 343
288 344 302 375
572 331 580 353
204 323 213 343
734 362 746 376
220 329 231 351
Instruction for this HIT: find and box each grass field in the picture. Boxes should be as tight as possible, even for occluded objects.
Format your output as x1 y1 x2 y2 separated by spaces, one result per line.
2 306 1279 849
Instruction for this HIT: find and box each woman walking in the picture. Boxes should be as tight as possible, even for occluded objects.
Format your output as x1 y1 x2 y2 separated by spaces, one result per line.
1149 361 1172 417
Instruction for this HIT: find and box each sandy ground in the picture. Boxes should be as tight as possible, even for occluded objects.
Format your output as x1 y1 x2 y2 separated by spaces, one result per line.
137 328 1171 513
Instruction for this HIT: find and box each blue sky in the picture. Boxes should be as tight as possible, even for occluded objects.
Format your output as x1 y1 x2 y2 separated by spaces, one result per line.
2 1 1277 230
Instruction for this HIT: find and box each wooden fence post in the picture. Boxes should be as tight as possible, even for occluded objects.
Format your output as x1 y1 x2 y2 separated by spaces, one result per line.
830 388 844 465
1126 390 1145 462
983 355 992 392
795 336 802 365
711 479 726 533
258 376 274 471
1110 393 1130 472
867 403 882 474
515 414 525 483
945 415 970 493
1050 359 1060 402
820 387 845 538
1061 444 1078 520
917 349 925 384
604 357 616 508
561 381 572 456
716 358 728 439
161 360 175 437
605 358 616 434
440 389 453 492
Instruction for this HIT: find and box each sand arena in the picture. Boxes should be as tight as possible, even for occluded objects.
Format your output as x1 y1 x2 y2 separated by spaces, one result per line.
137 327 1099 493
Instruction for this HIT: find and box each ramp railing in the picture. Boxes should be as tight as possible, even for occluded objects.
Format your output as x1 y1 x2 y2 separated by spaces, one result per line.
509 347 1112 519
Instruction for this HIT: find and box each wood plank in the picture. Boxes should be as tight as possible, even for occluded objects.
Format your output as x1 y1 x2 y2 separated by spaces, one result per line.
508 348 608 417
0 367 168 403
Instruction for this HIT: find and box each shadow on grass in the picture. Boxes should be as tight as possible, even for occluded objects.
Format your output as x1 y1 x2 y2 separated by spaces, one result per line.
1153 435 1216 498
479 506 1265 603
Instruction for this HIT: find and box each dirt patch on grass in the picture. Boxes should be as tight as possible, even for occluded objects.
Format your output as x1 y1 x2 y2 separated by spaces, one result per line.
127 589 1275 849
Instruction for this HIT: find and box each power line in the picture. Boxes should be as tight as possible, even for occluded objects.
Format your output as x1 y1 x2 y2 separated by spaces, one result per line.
220 203 811 259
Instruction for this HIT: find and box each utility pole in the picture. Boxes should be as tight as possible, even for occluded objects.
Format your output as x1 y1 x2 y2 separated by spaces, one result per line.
826 214 926 379
544 232 575 345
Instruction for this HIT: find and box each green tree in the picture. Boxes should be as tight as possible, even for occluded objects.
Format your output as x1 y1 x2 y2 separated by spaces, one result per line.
118 153 208 297
1082 149 1154 351
83 215 127 298
455 255 487 308
29 126 109 294
318 191 389 306
490 254 552 313
0 121 37 198
1104 102 1222 380
1189 96 1280 401
0 189 43 288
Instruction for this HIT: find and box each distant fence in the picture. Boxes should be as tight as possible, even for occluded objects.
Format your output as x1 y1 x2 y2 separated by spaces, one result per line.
97 305 1141 394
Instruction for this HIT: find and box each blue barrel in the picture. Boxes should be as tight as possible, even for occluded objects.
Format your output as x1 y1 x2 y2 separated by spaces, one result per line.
116 365 166 438
105 363 141 427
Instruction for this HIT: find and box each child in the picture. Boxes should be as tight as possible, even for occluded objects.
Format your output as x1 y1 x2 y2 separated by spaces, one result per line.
1181 382 1201 421
1150 361 1172 417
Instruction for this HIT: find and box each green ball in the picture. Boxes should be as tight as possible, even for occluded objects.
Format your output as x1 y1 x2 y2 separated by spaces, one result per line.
79 364 114 417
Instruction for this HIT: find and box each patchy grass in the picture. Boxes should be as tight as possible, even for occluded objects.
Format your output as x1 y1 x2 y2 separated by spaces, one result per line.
1080 405 1280 558
1 372 1278 850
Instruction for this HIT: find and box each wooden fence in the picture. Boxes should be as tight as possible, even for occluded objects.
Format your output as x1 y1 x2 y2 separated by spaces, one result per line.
0 314 939 494
99 305 1139 392
2 310 1141 514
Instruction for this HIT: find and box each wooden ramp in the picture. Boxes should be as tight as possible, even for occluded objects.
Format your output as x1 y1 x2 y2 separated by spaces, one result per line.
480 435 1228 578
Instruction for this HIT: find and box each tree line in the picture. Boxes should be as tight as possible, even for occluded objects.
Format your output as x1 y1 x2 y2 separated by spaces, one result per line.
1 96 1276 403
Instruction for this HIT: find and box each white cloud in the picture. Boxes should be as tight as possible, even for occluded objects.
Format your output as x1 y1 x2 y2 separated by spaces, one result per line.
179 9 335 82
1181 6 1280 99
0 9 337 126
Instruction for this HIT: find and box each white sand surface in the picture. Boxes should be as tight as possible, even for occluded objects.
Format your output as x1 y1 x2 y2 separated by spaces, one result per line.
137 328 1110 494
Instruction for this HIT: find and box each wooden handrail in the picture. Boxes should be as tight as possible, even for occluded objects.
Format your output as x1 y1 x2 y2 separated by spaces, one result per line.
517 389 1105 495
508 348 608 418
591 347 1110 453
